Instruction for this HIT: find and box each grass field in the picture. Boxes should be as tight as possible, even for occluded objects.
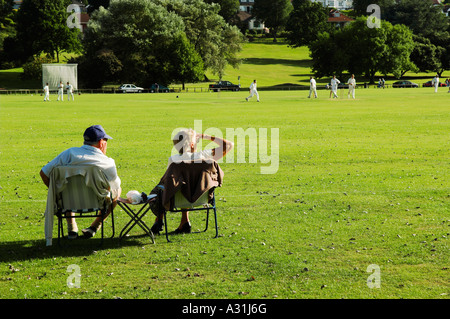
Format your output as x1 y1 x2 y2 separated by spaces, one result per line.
0 87 448 300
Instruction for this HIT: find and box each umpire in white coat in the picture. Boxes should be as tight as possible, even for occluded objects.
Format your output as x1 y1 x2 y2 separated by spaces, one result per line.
308 76 318 98
347 74 356 99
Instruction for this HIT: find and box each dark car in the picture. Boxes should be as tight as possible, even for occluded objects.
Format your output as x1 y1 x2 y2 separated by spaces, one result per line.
150 83 170 93
392 80 418 88
422 81 447 87
209 81 240 92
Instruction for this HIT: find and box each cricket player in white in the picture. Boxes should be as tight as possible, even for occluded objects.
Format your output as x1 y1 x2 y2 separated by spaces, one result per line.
57 81 64 101
347 74 356 99
43 83 50 101
308 76 317 98
246 79 260 102
431 75 439 93
66 81 74 101
331 76 340 98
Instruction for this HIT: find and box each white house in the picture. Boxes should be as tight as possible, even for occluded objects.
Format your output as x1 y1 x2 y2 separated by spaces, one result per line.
311 0 354 10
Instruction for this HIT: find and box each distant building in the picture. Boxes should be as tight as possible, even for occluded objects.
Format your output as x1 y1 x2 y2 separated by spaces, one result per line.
238 0 266 31
13 0 22 9
311 0 353 10
328 9 354 28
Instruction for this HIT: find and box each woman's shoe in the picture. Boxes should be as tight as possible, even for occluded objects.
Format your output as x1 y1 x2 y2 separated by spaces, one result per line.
151 219 164 234
174 222 191 234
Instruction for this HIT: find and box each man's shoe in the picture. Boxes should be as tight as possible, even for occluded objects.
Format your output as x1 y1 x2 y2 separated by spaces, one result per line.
82 226 96 238
68 231 78 240
151 219 164 235
175 222 191 234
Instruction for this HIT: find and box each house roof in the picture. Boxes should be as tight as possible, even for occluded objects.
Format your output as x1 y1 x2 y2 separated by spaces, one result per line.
237 10 252 22
328 10 354 23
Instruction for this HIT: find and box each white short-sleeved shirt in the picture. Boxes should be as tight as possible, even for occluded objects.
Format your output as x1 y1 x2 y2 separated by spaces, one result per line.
44 86 49 93
167 149 214 167
310 78 316 88
42 145 121 198
331 78 340 89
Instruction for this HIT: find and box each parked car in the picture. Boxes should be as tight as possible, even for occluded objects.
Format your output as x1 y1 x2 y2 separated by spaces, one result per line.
118 84 144 93
392 80 418 88
209 81 240 92
422 81 447 87
149 83 170 93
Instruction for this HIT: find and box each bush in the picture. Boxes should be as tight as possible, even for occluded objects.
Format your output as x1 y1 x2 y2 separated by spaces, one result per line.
21 56 53 81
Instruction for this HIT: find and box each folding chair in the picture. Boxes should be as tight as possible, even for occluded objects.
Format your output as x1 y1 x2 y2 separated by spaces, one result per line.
52 166 115 245
164 189 218 242
159 160 223 242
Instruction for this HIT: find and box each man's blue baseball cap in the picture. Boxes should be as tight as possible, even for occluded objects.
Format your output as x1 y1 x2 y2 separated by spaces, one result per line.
83 125 113 142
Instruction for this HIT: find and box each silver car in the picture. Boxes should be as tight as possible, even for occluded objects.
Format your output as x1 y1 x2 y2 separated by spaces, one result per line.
118 84 144 93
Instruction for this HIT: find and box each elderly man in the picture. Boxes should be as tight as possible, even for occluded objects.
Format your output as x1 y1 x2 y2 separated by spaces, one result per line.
40 125 121 240
150 129 234 235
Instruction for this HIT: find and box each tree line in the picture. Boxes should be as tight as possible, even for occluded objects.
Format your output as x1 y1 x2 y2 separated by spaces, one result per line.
283 0 449 83
1 0 449 87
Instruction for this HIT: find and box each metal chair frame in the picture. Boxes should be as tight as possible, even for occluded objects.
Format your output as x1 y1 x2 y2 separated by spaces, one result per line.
163 190 218 242
55 175 115 245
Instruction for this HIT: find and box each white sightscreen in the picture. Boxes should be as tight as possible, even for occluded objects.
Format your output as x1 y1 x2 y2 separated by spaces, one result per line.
42 64 78 90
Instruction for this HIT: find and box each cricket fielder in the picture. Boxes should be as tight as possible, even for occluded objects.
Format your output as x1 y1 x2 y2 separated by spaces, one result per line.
66 82 74 101
331 76 340 98
246 79 260 102
431 75 439 93
57 81 64 101
347 74 356 99
308 76 318 98
43 83 50 101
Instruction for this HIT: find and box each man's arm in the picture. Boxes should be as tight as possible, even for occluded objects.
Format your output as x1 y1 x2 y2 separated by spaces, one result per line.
198 133 234 161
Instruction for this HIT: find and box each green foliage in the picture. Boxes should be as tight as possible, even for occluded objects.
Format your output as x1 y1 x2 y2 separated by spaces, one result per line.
15 0 82 63
309 18 416 83
155 0 244 79
20 55 53 82
252 0 293 41
285 0 331 47
203 0 240 23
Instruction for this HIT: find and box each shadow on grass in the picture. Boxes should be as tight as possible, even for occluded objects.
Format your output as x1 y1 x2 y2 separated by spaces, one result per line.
0 236 146 264
243 58 312 68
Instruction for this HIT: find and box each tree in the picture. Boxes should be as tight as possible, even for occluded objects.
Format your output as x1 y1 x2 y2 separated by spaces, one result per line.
155 0 244 80
410 35 443 74
203 0 240 24
252 0 293 42
15 0 82 63
383 0 448 38
86 0 110 14
352 0 394 17
382 0 450 76
81 0 205 87
285 0 331 48
309 18 416 83
308 31 348 79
